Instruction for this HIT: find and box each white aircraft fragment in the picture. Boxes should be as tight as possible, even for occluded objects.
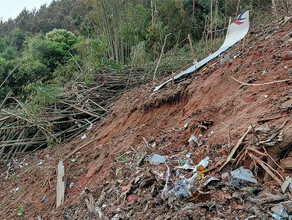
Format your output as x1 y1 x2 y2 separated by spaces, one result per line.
154 11 250 91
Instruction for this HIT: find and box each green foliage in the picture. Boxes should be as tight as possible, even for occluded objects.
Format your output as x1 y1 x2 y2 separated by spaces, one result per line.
0 57 7 80
130 41 150 65
12 28 26 51
75 36 107 68
1 47 17 60
75 36 121 77
45 29 77 67
51 59 80 85
0 38 6 53
46 28 77 47
24 81 62 114
119 3 150 42
15 58 50 85
17 204 23 216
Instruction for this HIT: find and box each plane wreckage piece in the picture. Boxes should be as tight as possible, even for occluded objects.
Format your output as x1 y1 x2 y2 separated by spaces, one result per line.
154 11 250 92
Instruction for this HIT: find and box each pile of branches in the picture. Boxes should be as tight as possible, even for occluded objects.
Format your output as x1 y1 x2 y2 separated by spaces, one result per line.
0 67 154 160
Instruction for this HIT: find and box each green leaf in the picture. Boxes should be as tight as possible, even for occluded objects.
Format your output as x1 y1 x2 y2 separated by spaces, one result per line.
17 204 23 216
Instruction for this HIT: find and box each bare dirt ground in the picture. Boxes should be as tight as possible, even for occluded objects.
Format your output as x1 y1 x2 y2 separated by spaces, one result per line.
0 20 291 219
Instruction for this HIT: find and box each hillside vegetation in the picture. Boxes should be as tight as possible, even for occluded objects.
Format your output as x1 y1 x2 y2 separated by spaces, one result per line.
0 0 280 100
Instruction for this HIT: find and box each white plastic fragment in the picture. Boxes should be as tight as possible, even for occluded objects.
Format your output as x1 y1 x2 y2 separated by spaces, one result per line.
198 156 210 168
69 182 74 189
149 153 167 164
221 172 229 179
86 121 93 131
203 176 220 187
80 119 93 140
169 179 191 199
271 204 289 218
231 167 258 184
187 156 210 182
176 156 210 171
281 176 292 193
162 164 171 199
243 215 257 220
272 213 282 220
5 162 12 179
81 133 87 140
162 157 211 199
188 135 198 147
74 120 81 127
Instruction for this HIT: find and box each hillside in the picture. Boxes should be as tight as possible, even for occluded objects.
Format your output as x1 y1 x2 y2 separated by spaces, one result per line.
0 18 291 219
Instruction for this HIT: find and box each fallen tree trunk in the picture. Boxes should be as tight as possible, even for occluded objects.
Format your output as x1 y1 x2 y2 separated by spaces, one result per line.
264 123 292 181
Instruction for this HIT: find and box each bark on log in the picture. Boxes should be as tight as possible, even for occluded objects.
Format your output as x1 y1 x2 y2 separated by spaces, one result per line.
264 123 292 181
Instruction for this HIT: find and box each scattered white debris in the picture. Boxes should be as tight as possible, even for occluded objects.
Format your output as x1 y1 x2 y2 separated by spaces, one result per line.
69 182 74 189
221 172 229 179
162 164 171 199
81 133 87 140
149 153 167 164
74 120 81 128
164 157 211 199
176 156 210 171
81 119 93 139
231 167 258 184
169 179 191 199
85 119 93 131
204 176 220 187
281 176 292 193
5 162 12 179
186 153 191 158
188 135 198 147
271 204 289 218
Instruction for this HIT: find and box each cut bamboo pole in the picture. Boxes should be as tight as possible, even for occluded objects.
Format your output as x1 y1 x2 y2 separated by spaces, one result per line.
56 160 65 208
188 34 195 59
